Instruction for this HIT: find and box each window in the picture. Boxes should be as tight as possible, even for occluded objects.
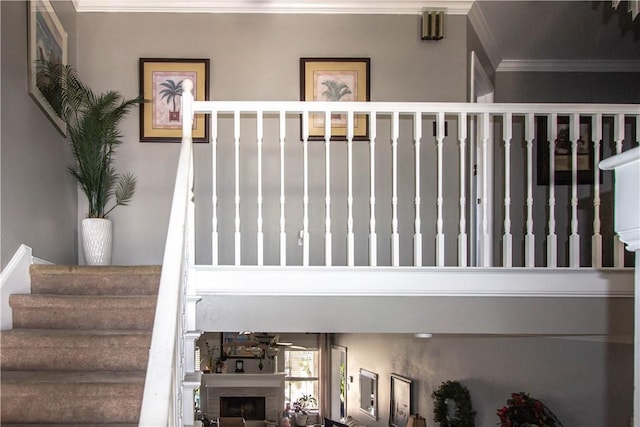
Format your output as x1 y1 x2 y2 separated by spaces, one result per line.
284 349 319 411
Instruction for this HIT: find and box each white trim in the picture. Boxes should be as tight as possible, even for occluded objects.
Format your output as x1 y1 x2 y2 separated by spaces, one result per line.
497 59 640 73
192 266 634 298
73 0 474 14
471 51 493 99
600 146 640 170
201 373 285 388
0 245 33 330
467 3 501 69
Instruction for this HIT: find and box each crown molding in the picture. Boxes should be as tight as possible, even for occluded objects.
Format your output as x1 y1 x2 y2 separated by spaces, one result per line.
497 59 640 73
72 0 474 14
467 2 501 69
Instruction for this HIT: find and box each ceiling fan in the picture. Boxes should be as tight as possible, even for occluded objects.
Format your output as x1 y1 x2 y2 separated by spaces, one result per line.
239 332 308 350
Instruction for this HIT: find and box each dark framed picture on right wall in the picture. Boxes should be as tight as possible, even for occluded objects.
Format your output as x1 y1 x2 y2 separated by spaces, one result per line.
389 374 412 427
536 115 599 185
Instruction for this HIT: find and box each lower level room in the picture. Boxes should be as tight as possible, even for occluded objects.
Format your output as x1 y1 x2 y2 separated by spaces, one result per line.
195 331 632 426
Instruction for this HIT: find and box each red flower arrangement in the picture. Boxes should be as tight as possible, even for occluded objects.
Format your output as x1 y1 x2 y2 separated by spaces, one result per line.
497 392 563 427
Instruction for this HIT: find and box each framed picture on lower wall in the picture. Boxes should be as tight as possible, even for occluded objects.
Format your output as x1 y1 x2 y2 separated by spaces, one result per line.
536 115 599 185
389 374 412 427
139 58 210 143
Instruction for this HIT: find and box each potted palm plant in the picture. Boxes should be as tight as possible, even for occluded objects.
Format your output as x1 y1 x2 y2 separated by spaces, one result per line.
36 60 143 265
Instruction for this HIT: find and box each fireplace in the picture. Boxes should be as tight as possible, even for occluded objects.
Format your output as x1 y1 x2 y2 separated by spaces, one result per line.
201 373 285 425
221 396 266 420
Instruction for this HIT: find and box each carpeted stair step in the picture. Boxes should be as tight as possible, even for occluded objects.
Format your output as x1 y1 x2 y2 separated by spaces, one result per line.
10 293 157 330
1 265 161 425
0 420 141 426
29 264 161 296
1 329 151 371
0 370 144 424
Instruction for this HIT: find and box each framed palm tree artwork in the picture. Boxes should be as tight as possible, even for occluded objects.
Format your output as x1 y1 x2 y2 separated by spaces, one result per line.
139 58 210 142
300 58 370 141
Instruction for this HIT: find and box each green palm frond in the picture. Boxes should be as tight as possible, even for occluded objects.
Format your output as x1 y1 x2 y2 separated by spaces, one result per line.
37 59 143 218
159 79 184 111
321 80 352 102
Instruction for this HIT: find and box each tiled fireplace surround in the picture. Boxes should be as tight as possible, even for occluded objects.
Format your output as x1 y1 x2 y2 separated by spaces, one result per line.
201 373 285 427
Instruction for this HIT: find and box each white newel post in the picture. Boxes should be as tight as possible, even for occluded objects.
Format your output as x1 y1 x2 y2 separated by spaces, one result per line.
600 146 640 425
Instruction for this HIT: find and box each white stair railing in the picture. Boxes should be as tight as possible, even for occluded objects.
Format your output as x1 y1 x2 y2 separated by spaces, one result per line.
139 81 196 427
184 93 638 270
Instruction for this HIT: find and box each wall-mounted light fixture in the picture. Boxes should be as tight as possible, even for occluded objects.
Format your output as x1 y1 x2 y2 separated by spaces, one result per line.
414 333 433 339
421 9 445 40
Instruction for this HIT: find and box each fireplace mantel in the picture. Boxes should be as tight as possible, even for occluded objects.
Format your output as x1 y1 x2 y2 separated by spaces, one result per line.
202 373 285 388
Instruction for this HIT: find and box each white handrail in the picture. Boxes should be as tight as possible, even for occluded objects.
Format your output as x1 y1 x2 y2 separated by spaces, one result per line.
139 81 195 426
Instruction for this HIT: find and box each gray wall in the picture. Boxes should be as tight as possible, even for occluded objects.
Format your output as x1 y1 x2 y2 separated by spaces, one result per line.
496 71 640 104
335 333 632 427
76 12 469 265
1 1 78 268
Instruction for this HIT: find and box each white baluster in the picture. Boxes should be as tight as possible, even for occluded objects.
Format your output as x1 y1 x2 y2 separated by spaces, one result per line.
369 113 378 267
256 111 264 265
391 111 400 267
524 113 535 267
347 110 355 267
503 113 513 267
279 111 287 266
458 112 468 267
547 114 558 267
211 112 219 266
234 110 241 266
592 114 603 268
413 112 423 267
613 113 626 267
324 110 332 266
569 113 580 267
302 112 310 266
480 112 491 267
436 112 445 267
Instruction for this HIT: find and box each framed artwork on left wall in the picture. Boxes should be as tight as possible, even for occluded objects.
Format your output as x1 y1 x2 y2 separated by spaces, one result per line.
28 0 68 135
139 58 210 143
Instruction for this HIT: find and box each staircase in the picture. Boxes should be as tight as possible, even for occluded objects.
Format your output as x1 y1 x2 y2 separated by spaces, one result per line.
0 264 161 426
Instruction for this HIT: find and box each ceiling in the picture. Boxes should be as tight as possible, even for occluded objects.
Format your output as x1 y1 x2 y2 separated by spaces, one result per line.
72 0 640 71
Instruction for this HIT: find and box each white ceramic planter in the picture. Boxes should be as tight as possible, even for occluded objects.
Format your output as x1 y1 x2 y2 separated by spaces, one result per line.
81 218 112 265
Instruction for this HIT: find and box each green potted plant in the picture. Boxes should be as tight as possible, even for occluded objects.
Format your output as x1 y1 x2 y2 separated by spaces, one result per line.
293 394 317 426
36 60 142 265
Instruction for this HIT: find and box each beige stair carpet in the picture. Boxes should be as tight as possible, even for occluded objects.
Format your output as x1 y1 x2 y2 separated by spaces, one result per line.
1 265 160 426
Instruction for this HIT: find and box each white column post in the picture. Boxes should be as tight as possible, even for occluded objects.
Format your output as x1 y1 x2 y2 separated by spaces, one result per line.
600 147 640 427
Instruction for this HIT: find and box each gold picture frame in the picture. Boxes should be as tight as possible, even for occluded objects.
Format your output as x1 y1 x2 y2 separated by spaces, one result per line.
300 57 370 141
139 58 210 143
28 0 68 135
